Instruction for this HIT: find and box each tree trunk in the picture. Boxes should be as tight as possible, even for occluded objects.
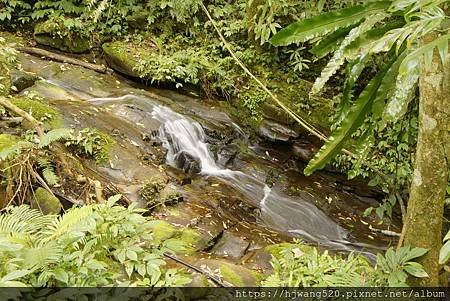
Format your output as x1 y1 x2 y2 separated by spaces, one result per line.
403 33 450 286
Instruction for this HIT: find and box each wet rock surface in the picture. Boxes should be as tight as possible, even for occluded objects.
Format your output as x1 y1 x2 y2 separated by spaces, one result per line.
14 53 399 271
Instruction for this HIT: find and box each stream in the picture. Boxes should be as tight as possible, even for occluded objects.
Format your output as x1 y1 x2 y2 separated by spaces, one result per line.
14 52 399 261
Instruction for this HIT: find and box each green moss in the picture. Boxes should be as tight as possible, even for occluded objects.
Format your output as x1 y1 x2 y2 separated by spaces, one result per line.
220 264 245 286
0 64 11 96
147 220 177 244
0 134 18 151
177 228 202 254
0 31 26 46
102 42 141 77
10 97 62 129
32 187 62 214
34 21 90 53
140 174 168 207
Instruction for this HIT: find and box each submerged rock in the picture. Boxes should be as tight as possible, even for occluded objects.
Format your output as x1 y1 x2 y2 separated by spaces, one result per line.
31 187 62 214
174 152 201 174
34 21 90 53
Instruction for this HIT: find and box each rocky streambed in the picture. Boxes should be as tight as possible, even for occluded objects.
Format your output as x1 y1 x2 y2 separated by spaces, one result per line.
7 51 400 285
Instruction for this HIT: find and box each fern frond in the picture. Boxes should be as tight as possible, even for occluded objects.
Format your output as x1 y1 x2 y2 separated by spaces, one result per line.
310 26 354 59
38 128 72 148
0 205 53 236
21 241 63 270
0 141 34 161
304 52 403 175
41 205 96 242
37 158 59 187
334 54 370 127
270 1 391 46
399 34 450 75
381 64 419 129
311 13 387 94
344 20 405 59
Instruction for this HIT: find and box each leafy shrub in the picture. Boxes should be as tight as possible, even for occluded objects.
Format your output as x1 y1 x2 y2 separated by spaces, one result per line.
262 240 428 287
0 196 191 287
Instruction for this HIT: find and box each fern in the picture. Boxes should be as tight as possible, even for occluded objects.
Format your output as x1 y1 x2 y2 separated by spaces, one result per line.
41 205 95 242
37 158 60 187
38 128 73 148
0 141 34 161
270 1 391 46
310 26 354 59
304 53 403 175
311 13 387 94
399 33 450 75
381 64 419 128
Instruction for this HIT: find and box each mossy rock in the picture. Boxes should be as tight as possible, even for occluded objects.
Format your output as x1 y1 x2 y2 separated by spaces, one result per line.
158 184 182 204
31 187 62 214
10 70 39 93
0 134 18 151
10 97 62 129
0 31 26 46
147 220 178 244
0 64 11 96
176 228 205 254
34 21 90 54
140 174 169 206
102 42 140 77
195 259 262 287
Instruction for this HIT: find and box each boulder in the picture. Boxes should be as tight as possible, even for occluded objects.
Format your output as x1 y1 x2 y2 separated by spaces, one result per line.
174 152 201 174
31 187 62 214
211 231 250 259
258 120 299 142
10 70 38 93
102 42 140 77
34 21 90 53
292 140 318 162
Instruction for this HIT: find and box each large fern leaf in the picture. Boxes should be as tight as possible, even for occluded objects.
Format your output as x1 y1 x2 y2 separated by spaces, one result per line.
41 205 95 242
38 128 73 148
311 13 387 94
310 26 355 59
334 54 370 127
344 20 405 59
270 1 391 46
0 141 33 161
0 205 53 236
399 34 450 75
381 64 419 129
304 53 403 176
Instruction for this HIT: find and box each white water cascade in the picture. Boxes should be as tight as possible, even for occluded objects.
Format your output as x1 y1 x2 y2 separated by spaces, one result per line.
152 105 349 248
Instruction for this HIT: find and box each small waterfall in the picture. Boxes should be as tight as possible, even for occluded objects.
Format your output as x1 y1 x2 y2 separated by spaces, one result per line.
152 105 349 247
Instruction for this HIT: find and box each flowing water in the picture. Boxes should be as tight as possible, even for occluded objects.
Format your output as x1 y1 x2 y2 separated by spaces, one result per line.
151 105 350 249
16 53 399 258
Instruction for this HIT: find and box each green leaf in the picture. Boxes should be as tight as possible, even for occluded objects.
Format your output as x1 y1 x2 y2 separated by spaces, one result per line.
310 26 354 59
443 230 450 242
439 240 450 264
404 247 429 262
270 1 391 46
126 249 138 261
344 20 405 59
304 54 399 175
311 13 388 94
404 262 428 278
399 34 450 75
1 269 31 282
53 268 69 283
38 128 72 148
